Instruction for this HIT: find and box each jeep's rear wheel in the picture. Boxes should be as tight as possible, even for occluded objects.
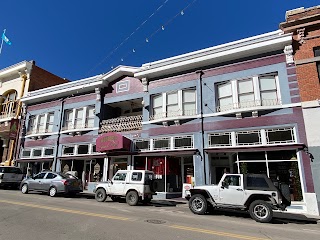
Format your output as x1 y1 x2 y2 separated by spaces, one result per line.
249 200 273 223
95 188 107 202
126 191 139 206
189 194 208 215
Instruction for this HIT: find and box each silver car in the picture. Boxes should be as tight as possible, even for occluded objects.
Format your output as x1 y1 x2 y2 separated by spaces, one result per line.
20 171 82 197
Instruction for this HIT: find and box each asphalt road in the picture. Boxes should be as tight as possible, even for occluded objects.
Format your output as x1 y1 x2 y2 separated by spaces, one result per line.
0 189 319 240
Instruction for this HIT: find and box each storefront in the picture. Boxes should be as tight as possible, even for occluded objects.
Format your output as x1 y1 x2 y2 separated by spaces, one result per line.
16 158 54 177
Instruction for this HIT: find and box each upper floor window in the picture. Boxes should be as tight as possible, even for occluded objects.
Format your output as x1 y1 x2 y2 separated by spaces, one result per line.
216 73 280 112
63 106 95 131
151 88 196 120
0 90 17 118
313 46 320 81
27 112 55 135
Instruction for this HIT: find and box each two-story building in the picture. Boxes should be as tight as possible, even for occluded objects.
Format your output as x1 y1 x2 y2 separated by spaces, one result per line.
0 61 68 166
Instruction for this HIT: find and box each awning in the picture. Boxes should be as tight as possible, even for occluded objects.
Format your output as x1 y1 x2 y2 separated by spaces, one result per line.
137 149 197 156
15 158 54 163
96 132 131 152
205 143 306 153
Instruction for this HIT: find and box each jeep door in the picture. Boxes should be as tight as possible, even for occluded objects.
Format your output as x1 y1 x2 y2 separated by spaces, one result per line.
218 174 244 205
112 172 127 195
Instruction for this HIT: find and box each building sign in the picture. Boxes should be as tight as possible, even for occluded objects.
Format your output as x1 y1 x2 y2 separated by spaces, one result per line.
96 132 131 152
9 119 19 139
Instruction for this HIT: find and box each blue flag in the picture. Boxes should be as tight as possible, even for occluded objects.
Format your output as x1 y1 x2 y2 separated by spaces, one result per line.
2 32 12 45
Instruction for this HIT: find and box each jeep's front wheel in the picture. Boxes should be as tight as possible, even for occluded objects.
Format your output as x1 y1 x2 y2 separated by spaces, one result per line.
189 194 207 215
126 191 139 206
95 188 107 202
249 200 273 223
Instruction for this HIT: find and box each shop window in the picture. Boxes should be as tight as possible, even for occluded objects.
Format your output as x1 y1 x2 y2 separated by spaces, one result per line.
267 150 297 160
134 157 146 170
209 132 232 147
22 149 31 158
44 148 54 156
63 146 75 155
174 135 193 149
153 138 170 150
238 152 265 161
33 149 42 157
239 162 267 175
134 140 149 151
78 145 89 154
236 130 261 145
266 128 295 144
131 172 142 181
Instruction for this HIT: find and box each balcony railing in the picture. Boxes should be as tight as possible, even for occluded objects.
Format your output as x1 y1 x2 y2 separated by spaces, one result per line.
100 115 142 133
26 128 53 136
0 101 18 119
62 121 95 131
216 99 282 112
149 109 197 121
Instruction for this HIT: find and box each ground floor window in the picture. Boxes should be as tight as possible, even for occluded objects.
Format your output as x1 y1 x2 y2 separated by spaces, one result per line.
18 161 53 177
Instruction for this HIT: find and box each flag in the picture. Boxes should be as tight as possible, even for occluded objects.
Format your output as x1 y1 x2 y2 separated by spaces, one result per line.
2 32 12 45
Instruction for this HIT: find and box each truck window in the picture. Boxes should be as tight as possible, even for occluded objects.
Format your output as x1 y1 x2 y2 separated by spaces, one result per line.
131 172 142 181
114 173 127 181
247 176 269 188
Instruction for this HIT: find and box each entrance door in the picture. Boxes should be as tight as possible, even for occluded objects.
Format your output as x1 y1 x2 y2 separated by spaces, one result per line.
218 174 244 205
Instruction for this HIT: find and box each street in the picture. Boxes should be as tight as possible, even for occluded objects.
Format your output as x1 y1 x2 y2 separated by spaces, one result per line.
0 190 319 240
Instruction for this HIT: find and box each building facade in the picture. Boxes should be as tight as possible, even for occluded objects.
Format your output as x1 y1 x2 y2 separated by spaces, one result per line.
280 6 320 211
0 61 68 166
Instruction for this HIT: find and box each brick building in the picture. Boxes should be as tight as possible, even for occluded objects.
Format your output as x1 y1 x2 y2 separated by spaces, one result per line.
0 61 68 166
280 6 320 210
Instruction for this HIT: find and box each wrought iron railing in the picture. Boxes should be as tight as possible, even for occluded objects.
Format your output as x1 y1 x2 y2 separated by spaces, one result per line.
100 115 142 133
216 99 282 112
0 101 18 119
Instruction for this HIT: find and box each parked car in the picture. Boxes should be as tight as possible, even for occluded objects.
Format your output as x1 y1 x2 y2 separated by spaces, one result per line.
186 173 291 223
20 171 82 197
94 170 155 206
0 166 24 189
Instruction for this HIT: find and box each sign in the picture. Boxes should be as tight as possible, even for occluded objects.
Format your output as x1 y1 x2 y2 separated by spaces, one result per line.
96 132 131 152
9 119 19 139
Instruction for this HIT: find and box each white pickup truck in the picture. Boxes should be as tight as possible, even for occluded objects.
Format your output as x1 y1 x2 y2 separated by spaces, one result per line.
94 170 155 206
186 173 291 223
0 166 24 189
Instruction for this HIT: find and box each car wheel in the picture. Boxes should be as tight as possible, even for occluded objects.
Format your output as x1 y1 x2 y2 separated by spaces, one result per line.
126 191 139 206
21 184 28 194
189 194 208 215
95 188 107 202
49 187 57 197
249 200 273 223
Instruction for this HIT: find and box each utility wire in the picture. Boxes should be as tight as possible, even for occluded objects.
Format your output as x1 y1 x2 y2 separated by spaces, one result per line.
86 0 170 76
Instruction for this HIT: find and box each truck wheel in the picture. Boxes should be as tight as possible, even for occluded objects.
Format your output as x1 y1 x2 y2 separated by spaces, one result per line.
249 200 273 223
189 194 208 215
95 188 107 202
126 191 139 206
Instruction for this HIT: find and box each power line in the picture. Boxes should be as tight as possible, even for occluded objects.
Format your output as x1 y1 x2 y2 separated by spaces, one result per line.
86 0 170 76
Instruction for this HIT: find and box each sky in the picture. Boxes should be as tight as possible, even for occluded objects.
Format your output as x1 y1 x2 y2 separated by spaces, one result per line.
0 0 319 81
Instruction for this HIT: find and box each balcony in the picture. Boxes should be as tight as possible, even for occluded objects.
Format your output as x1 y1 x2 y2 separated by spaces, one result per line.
100 115 142 133
216 99 282 112
0 101 18 119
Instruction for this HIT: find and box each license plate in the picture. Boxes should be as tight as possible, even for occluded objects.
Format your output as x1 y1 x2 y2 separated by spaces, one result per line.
72 182 79 187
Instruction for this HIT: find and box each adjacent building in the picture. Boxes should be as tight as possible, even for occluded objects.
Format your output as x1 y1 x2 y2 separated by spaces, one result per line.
280 5 320 212
0 61 68 166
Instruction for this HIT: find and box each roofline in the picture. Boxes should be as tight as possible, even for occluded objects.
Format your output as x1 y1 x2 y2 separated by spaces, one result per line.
101 65 140 82
134 30 292 79
0 61 33 77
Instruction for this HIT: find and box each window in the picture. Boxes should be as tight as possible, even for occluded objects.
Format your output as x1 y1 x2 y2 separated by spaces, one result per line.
151 88 196 120
64 110 74 129
113 173 127 181
46 173 57 179
135 140 149 151
28 112 54 135
236 130 261 145
34 173 46 179
266 128 295 144
0 90 17 118
33 149 42 157
174 135 193 149
209 132 232 147
131 172 142 181
22 149 31 158
78 145 89 154
46 113 54 133
313 47 320 81
28 116 36 134
37 114 46 133
223 175 240 186
74 108 83 129
63 106 95 130
86 106 95 128
153 138 170 150
216 73 280 112
63 146 75 155
44 148 54 156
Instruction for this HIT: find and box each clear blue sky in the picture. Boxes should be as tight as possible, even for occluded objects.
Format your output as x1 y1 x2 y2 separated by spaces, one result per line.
0 0 319 81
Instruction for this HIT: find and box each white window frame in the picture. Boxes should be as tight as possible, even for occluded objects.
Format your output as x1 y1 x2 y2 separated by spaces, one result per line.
43 147 54 157
153 137 171 150
151 88 197 120
28 112 55 135
208 132 232 147
266 127 295 144
173 135 194 149
216 73 281 112
63 106 95 130
134 139 150 151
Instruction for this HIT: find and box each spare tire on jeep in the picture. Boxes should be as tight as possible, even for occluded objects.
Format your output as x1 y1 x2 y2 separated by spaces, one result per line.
279 183 291 206
149 180 159 192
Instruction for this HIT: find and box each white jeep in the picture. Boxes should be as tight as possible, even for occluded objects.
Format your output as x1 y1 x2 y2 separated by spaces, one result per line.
94 170 155 206
186 173 291 223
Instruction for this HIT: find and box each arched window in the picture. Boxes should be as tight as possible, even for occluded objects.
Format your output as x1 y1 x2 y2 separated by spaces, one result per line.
0 90 17 118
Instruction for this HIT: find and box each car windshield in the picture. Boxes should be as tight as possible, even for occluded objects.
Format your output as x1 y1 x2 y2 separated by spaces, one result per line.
58 173 78 179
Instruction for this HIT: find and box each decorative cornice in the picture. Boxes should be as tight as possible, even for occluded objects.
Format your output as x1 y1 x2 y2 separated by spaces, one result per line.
284 45 294 64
